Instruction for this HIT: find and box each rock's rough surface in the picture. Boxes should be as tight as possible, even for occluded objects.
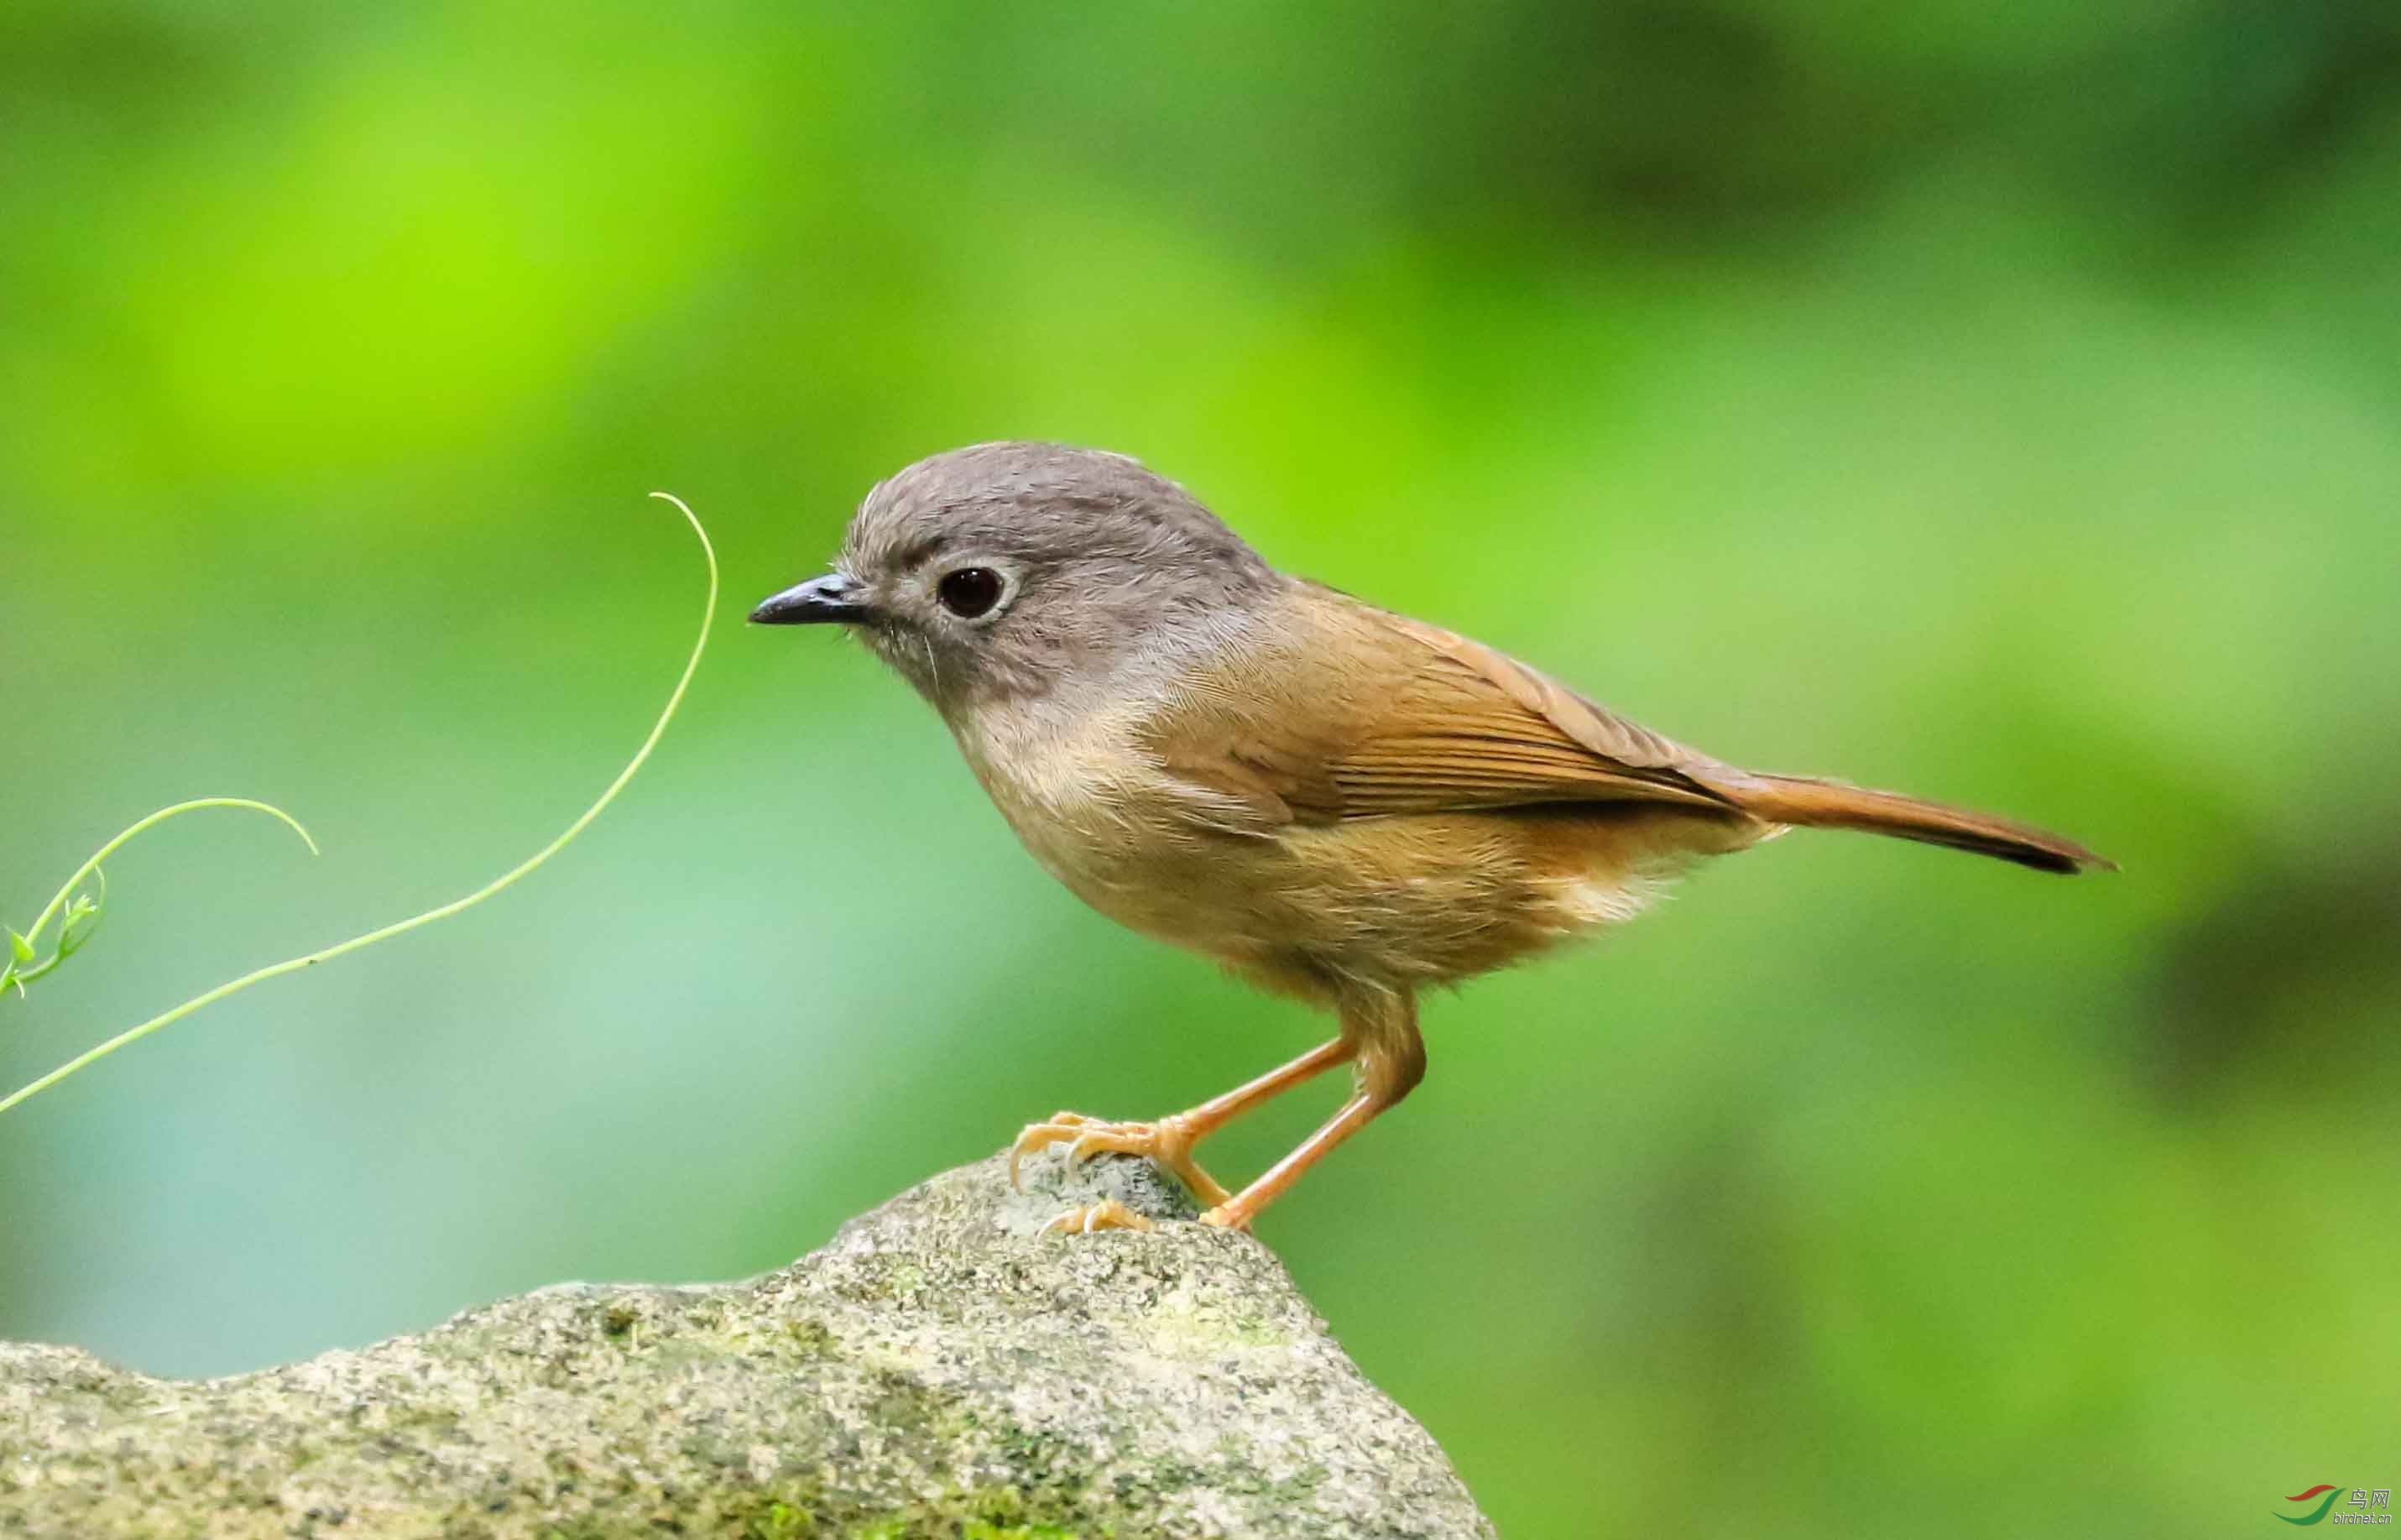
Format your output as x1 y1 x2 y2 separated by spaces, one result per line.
0 1151 1492 1538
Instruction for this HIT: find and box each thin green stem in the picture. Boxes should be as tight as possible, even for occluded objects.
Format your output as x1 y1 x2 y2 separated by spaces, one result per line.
0 492 716 1116
8 801 318 987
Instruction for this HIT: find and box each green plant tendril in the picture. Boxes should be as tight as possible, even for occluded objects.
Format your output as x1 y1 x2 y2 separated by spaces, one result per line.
0 492 715 1116
3 801 319 1000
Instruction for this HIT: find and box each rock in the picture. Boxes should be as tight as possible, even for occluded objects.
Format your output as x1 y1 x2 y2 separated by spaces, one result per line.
0 1149 1495 1538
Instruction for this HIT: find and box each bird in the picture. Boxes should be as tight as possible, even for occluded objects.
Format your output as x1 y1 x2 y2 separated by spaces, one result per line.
752 441 2109 1235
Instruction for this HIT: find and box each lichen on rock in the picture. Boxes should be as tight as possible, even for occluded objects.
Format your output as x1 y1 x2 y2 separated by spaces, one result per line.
0 1150 1494 1537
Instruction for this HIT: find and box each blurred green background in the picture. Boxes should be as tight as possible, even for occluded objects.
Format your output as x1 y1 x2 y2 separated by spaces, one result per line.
4 3 2398 1533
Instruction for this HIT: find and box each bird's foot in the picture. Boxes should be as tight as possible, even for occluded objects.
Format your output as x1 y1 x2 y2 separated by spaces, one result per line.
1009 1109 1231 1207
1041 1199 1156 1235
1195 1203 1255 1233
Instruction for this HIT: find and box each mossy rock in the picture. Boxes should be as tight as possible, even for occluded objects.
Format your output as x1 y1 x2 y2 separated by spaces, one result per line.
0 1151 1492 1537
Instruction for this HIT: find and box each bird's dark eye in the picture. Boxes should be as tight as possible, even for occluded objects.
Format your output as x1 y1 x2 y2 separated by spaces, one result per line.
936 566 1004 619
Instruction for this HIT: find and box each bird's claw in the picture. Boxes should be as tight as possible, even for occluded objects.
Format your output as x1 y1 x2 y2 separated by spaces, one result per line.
1010 1109 1234 1213
1041 1199 1156 1236
1009 1109 1113 1191
1011 1110 1179 1183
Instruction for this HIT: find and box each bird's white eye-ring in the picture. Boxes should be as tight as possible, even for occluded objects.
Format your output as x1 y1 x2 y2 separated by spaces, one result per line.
936 566 1005 619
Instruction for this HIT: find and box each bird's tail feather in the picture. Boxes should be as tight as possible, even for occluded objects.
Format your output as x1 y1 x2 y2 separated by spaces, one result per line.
1692 770 2112 875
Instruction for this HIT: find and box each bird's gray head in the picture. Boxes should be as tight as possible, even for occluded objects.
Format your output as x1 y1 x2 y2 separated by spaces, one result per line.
752 442 1281 713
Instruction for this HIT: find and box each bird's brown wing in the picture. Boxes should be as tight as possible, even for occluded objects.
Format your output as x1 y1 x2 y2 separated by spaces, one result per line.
1146 586 2108 873
1144 587 1742 829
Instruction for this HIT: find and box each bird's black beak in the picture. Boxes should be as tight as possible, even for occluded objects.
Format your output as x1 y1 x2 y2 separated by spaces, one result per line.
749 572 873 626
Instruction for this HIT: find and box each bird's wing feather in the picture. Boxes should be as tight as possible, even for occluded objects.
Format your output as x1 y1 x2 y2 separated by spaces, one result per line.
1143 587 1741 828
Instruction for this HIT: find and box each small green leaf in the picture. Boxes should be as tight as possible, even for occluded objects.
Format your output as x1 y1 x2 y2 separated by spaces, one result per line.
53 873 107 963
7 930 32 965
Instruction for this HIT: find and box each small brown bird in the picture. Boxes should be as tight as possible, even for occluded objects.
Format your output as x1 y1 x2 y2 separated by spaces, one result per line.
754 442 2108 1235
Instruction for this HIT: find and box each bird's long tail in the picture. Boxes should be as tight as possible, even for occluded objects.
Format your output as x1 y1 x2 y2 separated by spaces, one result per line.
1689 770 2112 875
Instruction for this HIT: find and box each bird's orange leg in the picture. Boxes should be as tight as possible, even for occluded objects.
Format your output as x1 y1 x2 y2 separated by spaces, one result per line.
1032 990 1423 1236
1195 1091 1380 1231
1198 994 1425 1231
1015 1036 1354 1219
